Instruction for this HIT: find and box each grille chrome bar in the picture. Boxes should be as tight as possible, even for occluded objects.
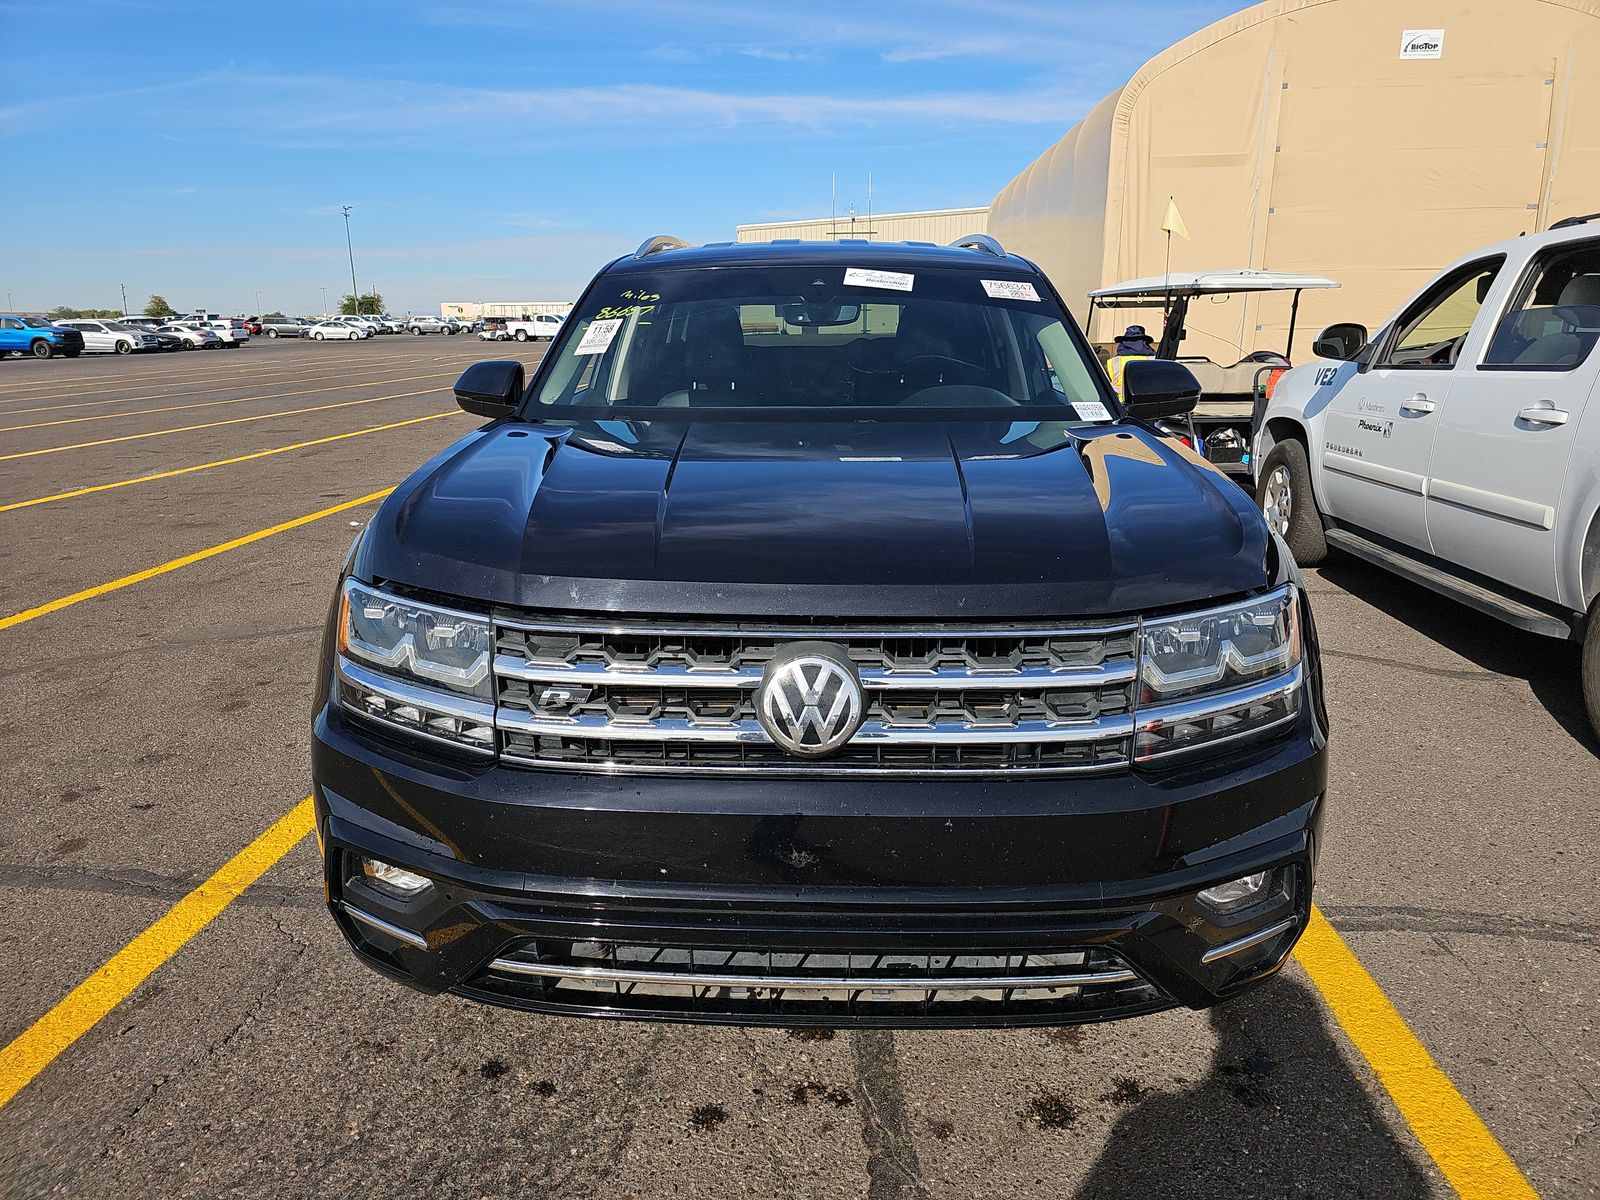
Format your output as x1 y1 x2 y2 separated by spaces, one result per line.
496 709 1134 745
486 956 1139 992
493 653 1135 690
496 616 1139 640
492 614 1140 775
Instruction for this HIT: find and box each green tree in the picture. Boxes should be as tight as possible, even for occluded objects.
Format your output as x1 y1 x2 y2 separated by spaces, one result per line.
145 295 177 318
340 292 384 315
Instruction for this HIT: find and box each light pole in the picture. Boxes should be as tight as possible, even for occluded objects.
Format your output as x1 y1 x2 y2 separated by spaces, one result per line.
255 290 262 316
120 283 128 316
321 287 328 316
341 205 359 313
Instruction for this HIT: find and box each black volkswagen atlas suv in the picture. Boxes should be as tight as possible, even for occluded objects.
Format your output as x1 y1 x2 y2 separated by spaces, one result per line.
312 234 1329 1028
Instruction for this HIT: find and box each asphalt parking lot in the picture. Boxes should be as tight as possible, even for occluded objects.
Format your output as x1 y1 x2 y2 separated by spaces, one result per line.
0 338 1594 1199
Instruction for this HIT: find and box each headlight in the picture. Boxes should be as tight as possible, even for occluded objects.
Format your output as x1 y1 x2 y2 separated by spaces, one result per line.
335 580 496 753
1135 586 1302 763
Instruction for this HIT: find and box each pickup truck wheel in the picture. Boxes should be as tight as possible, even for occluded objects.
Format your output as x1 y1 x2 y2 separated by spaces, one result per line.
1584 601 1600 739
1256 439 1327 565
514 329 529 342
31 339 54 359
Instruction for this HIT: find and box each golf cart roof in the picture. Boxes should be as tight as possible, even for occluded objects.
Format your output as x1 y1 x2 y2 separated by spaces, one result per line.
1089 270 1340 306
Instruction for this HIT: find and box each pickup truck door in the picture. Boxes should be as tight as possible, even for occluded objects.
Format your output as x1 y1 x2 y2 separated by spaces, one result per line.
0 317 24 352
1425 240 1600 606
1318 256 1505 554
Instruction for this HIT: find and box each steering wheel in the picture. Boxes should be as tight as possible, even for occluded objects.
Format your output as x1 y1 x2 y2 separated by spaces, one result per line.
903 354 982 379
898 384 1019 407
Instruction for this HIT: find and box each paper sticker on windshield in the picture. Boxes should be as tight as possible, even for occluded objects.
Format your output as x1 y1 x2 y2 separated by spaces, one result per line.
981 279 1039 302
843 267 914 292
1074 400 1113 422
574 318 623 356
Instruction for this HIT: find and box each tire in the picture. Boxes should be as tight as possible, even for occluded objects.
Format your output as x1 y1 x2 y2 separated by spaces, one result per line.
314 332 325 341
115 340 133 355
514 329 529 342
268 329 279 338
31 339 54 360
411 327 423 335
1256 438 1327 565
1584 600 1600 739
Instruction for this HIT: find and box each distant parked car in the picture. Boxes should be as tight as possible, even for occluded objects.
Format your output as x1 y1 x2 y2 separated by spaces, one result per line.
507 312 565 342
0 314 85 359
160 323 223 350
258 316 306 339
478 317 509 341
58 319 161 354
308 320 363 341
407 315 453 335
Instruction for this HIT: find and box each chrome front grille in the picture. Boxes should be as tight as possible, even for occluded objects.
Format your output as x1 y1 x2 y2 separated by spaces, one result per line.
468 939 1167 1022
493 616 1138 776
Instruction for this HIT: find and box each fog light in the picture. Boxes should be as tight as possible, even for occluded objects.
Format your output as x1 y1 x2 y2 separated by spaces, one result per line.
362 857 432 897
1197 871 1269 912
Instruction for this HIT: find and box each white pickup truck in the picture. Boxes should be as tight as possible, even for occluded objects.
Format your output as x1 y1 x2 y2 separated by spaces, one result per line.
1254 217 1600 732
504 312 564 342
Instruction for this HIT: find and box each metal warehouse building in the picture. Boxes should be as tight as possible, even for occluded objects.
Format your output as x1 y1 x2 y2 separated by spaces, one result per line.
440 300 572 320
737 206 988 246
988 0 1600 362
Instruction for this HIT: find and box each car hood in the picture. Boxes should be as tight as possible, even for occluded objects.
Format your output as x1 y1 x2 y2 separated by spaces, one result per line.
358 418 1273 619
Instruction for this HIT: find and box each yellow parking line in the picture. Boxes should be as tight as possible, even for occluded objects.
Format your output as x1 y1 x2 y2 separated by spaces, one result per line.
0 798 315 1110
0 367 459 430
1295 907 1537 1198
0 488 394 632
0 391 443 462
0 411 463 513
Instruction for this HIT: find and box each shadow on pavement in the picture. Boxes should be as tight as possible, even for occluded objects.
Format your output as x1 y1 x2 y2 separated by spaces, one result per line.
1317 554 1597 757
1074 974 1435 1199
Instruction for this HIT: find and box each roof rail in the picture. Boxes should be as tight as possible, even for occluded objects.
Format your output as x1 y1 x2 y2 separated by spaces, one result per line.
1550 212 1600 230
634 235 691 260
949 233 1006 258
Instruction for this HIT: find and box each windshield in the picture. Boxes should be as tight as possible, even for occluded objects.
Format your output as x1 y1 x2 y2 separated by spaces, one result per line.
528 265 1115 421
22 317 52 328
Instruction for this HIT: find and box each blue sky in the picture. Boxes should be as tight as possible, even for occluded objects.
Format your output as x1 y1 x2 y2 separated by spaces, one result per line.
1 0 1245 315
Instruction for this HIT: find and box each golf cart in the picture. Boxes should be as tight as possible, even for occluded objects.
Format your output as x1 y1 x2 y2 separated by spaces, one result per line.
1087 270 1339 480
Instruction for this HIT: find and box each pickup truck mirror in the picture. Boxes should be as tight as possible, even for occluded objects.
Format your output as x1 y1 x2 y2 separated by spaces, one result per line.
1312 322 1367 361
454 359 525 418
1120 358 1200 421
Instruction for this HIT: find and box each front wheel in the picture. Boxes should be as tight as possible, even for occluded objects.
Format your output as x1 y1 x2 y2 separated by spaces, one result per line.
411 327 423 335
115 340 133 355
1583 599 1600 739
1256 438 1327 565
31 340 54 359
513 329 529 342
314 332 324 341
268 329 279 338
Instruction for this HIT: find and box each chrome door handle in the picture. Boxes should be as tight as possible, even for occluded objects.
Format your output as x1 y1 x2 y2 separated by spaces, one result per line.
1517 405 1569 426
1399 395 1436 415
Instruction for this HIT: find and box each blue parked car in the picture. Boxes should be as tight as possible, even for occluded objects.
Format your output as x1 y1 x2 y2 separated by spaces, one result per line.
0 315 85 359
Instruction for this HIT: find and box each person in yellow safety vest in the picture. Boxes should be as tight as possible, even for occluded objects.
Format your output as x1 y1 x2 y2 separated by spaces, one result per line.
1106 324 1157 397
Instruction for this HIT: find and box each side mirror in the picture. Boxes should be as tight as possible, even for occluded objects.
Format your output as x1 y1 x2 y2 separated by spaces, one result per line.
1121 358 1200 421
454 359 525 418
1312 322 1368 361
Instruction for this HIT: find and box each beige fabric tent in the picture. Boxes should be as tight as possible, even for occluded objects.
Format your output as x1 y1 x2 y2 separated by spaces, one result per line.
989 0 1600 364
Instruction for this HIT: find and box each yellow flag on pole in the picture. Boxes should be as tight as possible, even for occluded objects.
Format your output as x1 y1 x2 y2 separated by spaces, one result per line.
1160 196 1190 241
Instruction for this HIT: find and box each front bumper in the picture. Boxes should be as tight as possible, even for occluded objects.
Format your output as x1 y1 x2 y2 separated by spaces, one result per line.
313 697 1327 1027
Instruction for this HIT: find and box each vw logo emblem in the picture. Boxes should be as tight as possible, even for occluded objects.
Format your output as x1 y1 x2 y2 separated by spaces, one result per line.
756 642 865 758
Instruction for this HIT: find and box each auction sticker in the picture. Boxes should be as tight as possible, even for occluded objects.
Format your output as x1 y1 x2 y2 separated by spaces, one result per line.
1074 400 1113 422
982 279 1040 302
843 267 914 292
574 318 623 356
